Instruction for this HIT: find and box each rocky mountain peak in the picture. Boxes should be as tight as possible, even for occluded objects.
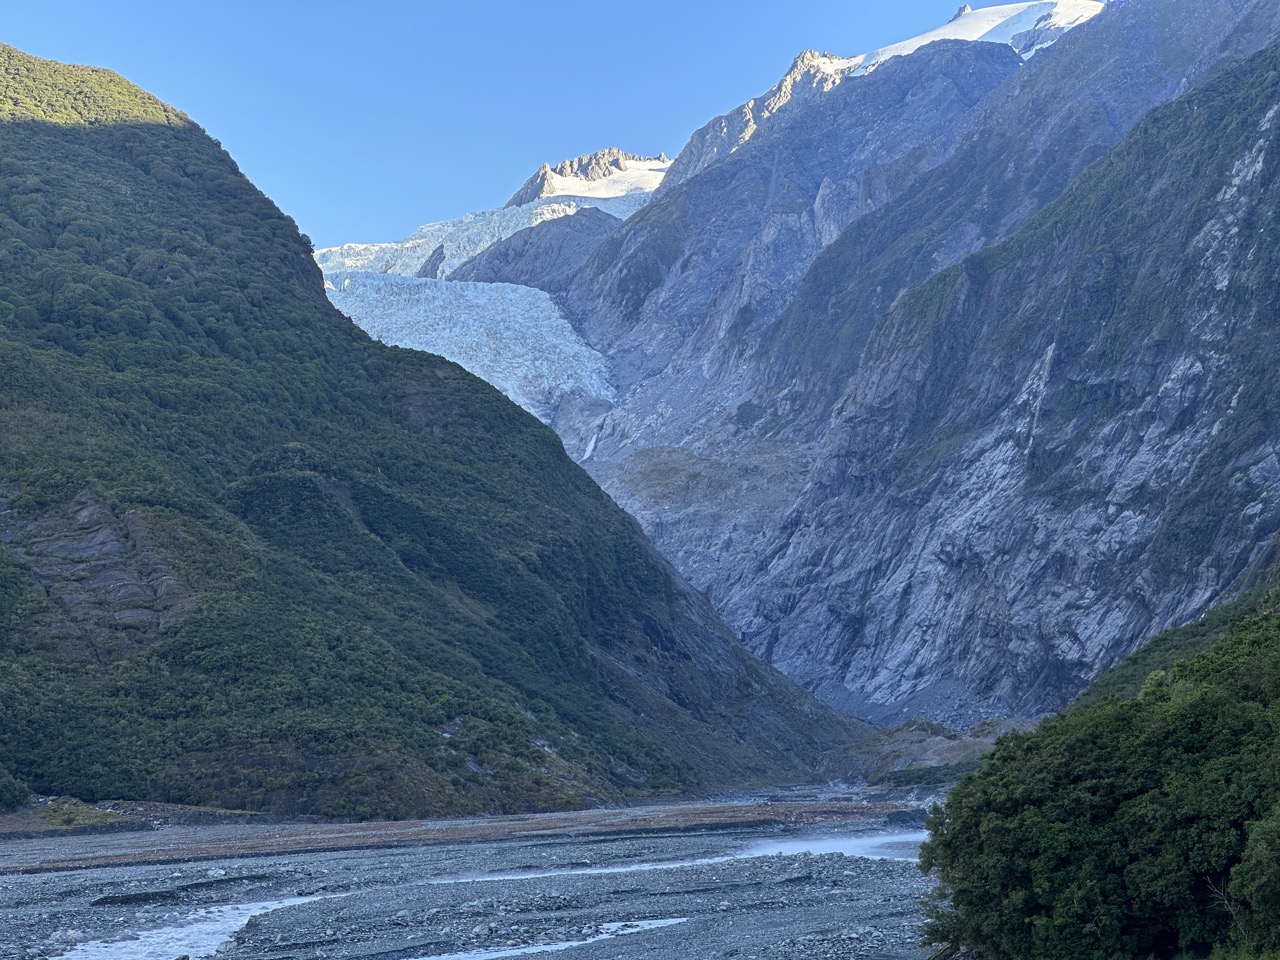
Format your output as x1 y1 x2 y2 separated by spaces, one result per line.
505 148 670 208
657 0 1104 195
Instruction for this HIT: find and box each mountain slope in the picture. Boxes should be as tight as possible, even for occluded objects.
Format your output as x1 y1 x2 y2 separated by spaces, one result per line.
743 36 1280 725
547 0 1280 726
764 0 1280 413
505 148 670 208
657 1 1104 195
0 43 863 818
544 39 1026 608
450 206 621 292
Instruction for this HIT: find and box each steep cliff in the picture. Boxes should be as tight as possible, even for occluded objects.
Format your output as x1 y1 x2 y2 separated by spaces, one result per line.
549 38 1043 620
743 38 1280 725
656 1 1103 196
763 0 1280 416
551 0 1280 725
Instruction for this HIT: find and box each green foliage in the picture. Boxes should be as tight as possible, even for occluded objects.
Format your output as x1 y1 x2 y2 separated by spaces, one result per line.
918 44 1280 953
922 611 1280 959
0 43 798 819
33 797 123 828
871 760 982 788
1075 582 1280 711
0 764 28 811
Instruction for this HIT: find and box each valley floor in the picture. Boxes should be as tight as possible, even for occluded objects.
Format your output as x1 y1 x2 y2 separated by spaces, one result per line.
0 793 934 960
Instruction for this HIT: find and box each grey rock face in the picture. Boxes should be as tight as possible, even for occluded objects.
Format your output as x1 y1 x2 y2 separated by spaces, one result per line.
546 0 1280 727
449 207 622 292
506 163 557 209
415 243 446 279
765 0 1280 417
568 41 1023 366
549 147 656 180
737 43 1280 725
0 489 196 663
655 49 844 197
552 41 1023 627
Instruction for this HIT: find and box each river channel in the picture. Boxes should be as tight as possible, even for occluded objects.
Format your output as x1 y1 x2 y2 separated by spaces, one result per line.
0 799 935 960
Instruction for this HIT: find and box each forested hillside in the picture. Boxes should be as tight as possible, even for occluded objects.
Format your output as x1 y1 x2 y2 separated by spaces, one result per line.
0 44 858 819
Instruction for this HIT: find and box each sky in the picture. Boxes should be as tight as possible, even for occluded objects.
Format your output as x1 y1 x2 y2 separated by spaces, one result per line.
5 1 969 248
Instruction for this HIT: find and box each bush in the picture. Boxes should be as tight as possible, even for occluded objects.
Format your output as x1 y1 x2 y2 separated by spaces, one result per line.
0 766 29 811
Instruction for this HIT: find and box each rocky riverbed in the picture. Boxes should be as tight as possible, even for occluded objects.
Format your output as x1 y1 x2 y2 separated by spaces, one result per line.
0 796 937 960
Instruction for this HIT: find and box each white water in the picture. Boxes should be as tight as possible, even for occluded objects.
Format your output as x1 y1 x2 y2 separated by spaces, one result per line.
429 830 928 885
414 918 688 960
50 896 324 960
740 830 928 862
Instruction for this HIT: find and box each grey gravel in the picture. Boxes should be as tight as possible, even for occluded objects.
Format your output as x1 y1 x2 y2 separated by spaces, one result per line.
0 812 934 960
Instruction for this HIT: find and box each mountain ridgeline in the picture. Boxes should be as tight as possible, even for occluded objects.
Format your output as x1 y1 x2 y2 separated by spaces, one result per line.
742 9 1280 724
310 0 1280 728
545 0 1280 724
0 44 864 818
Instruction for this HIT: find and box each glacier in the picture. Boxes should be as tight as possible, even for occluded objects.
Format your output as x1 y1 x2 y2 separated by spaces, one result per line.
325 272 613 421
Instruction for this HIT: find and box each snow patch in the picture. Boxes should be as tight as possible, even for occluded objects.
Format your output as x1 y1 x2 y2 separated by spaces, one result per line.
822 0 1104 76
538 158 671 203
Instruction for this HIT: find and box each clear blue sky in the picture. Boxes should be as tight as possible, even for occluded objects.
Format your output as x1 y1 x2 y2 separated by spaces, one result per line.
6 1 964 248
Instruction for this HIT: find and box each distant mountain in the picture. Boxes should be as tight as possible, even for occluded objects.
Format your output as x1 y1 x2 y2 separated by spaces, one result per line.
318 0 1280 732
450 207 623 293
0 43 864 818
731 0 1280 724
552 0 1280 725
316 150 670 283
313 150 669 417
506 147 670 208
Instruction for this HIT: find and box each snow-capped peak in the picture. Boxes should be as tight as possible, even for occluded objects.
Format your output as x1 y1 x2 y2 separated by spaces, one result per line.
660 0 1104 193
505 148 672 208
315 147 672 282
821 0 1105 76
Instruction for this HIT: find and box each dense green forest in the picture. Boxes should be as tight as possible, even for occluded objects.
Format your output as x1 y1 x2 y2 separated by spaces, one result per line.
921 594 1280 959
0 44 845 818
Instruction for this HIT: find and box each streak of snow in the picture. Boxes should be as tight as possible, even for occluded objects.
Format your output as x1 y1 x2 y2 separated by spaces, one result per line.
326 272 613 421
